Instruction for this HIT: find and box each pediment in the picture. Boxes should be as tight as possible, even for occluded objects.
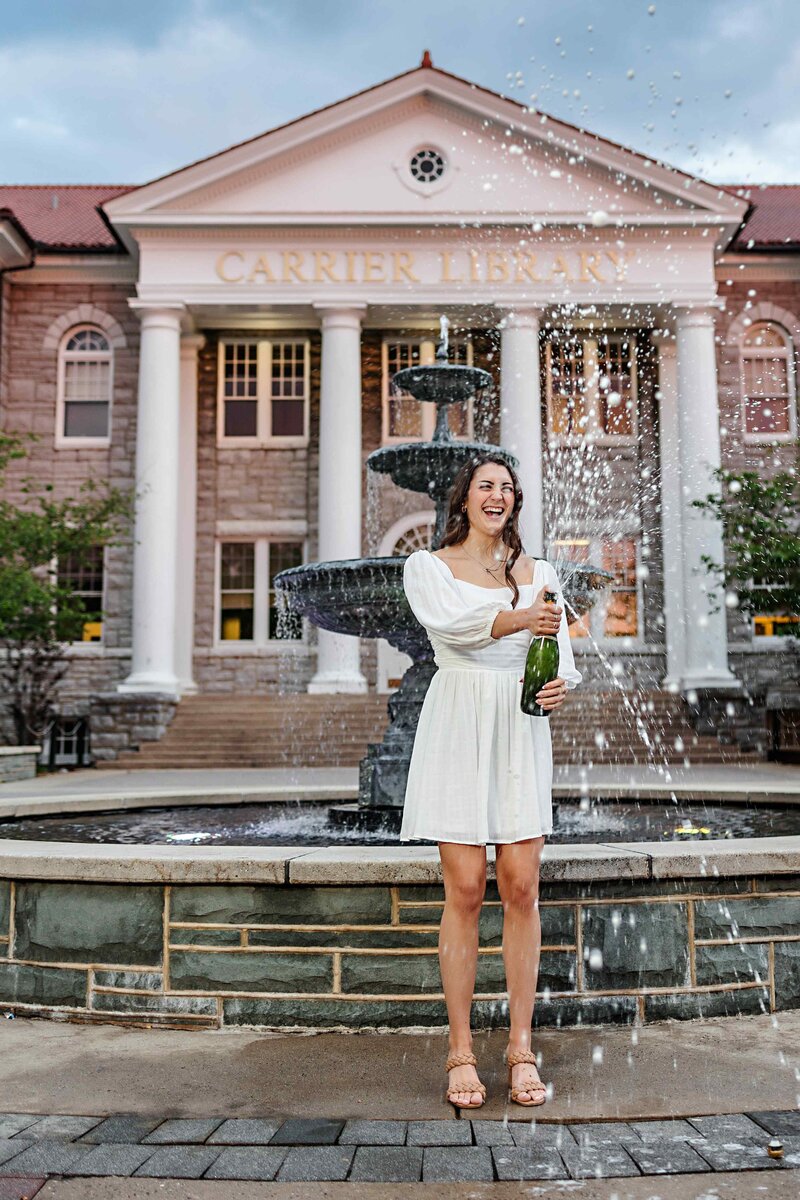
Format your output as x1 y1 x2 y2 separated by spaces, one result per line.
105 64 747 237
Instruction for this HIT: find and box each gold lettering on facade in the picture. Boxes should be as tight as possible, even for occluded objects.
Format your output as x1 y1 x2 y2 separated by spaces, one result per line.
605 249 631 282
216 250 245 283
215 246 638 286
363 252 386 283
549 254 573 282
392 251 419 284
440 251 463 283
514 252 541 283
579 251 606 283
282 251 308 283
247 254 276 283
313 251 340 283
486 251 510 283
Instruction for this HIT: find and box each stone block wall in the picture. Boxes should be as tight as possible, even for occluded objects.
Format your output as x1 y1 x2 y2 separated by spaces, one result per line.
1 872 797 1029
0 270 795 713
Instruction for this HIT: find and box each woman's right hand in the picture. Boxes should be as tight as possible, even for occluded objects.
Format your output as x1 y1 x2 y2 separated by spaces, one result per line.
524 585 562 636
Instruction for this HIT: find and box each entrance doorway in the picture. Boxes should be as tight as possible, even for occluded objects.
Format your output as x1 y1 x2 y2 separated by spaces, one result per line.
376 512 435 692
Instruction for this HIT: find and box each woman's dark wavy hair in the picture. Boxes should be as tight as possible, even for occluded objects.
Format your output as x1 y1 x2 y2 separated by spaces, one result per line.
440 452 525 608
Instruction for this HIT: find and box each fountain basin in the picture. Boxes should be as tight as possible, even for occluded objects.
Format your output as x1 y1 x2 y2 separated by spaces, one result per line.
277 557 612 652
368 439 517 499
0 789 799 1029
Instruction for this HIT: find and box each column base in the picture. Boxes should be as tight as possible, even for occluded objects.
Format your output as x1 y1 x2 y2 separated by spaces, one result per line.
308 670 368 695
117 672 181 697
679 671 742 695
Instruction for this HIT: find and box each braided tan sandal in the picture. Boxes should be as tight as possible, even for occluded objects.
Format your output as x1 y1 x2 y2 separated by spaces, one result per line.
505 1048 547 1107
445 1051 486 1110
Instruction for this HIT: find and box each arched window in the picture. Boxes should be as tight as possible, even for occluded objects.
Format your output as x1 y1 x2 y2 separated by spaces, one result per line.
392 520 434 555
740 322 796 441
57 326 113 445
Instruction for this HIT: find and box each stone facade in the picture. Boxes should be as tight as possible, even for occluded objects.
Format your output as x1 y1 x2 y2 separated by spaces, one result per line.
0 276 796 722
0 870 796 1028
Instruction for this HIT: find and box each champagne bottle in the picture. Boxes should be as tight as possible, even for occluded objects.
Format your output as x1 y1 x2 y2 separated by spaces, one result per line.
520 589 560 718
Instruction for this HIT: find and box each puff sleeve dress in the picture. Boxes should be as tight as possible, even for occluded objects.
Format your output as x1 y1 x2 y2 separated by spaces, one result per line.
399 549 582 846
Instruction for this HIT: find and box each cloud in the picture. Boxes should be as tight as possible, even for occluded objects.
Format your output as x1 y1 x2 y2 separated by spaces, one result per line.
0 0 798 185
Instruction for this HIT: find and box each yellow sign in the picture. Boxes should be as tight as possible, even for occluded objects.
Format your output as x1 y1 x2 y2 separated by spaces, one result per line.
215 247 634 286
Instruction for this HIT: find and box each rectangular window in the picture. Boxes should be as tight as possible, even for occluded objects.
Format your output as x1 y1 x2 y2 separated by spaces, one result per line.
549 534 640 642
218 339 310 445
546 333 637 443
382 336 474 443
222 342 258 437
58 545 104 642
219 542 255 641
751 582 800 639
218 538 304 645
268 542 303 639
743 356 791 436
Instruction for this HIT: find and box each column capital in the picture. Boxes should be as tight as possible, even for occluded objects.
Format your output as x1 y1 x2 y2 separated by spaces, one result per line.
673 304 721 329
497 306 544 332
651 331 677 356
180 334 206 358
128 301 185 331
313 303 367 331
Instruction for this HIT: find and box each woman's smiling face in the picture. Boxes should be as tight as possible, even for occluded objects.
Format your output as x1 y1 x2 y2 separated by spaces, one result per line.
465 463 516 537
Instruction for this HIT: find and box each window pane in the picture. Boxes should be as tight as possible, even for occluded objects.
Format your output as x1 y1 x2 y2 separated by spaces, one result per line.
744 323 785 348
745 393 791 435
223 343 258 399
224 399 258 437
271 400 305 437
64 401 109 438
65 359 110 402
59 546 104 641
66 329 110 352
271 342 306 399
221 543 255 590
598 339 634 436
269 542 303 639
549 340 588 435
387 341 424 438
220 593 254 641
744 356 788 399
602 537 638 637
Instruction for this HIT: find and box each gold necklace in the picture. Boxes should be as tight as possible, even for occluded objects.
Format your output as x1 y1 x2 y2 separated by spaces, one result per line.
460 542 509 578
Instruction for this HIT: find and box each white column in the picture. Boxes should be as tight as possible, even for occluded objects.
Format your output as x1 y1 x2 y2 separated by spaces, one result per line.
674 307 741 692
653 335 686 689
499 308 544 556
119 304 184 694
308 304 367 693
174 334 204 695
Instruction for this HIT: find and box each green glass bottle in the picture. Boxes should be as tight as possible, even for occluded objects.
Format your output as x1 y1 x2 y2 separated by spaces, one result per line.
520 590 560 718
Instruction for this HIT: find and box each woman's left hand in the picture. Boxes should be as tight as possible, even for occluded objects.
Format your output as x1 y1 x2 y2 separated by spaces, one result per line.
518 675 569 710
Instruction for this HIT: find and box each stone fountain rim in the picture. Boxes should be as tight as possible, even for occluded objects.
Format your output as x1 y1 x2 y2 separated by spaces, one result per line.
0 807 798 886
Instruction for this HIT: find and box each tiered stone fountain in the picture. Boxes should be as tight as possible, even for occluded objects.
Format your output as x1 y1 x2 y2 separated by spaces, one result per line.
276 318 611 823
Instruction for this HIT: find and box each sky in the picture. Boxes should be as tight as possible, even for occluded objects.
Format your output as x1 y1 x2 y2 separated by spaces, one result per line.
1 0 798 186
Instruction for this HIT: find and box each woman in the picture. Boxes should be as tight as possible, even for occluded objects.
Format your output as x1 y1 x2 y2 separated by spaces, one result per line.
399 452 582 1110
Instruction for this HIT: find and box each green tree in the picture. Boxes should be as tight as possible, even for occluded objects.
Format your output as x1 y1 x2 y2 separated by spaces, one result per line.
691 459 800 679
0 433 132 746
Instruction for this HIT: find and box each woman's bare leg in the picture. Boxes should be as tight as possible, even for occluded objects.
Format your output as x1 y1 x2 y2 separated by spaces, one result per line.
438 841 487 1106
495 837 546 1102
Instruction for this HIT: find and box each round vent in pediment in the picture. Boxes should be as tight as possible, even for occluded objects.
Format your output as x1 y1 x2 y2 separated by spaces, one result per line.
409 148 446 185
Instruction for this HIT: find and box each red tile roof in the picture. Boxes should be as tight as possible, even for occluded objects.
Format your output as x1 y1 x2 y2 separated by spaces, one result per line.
724 184 800 249
0 176 797 253
0 184 132 251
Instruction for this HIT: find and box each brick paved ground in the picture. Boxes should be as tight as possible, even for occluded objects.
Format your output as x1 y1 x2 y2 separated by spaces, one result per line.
0 1109 797 1186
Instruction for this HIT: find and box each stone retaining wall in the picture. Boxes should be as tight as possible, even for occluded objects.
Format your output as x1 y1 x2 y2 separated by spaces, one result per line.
0 842 798 1029
0 748 40 783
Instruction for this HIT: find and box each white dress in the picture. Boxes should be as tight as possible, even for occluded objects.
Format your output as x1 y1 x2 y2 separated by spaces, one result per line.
399 549 582 846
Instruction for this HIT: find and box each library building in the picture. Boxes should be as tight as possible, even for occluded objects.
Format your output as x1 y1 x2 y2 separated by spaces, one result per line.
0 53 797 767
